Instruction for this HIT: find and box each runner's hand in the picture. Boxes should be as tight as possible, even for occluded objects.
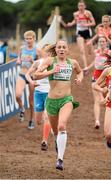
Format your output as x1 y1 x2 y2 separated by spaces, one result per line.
105 96 111 105
74 78 82 86
53 64 60 73
30 80 38 87
100 98 107 106
67 23 72 27
16 58 21 65
16 61 21 65
34 81 39 87
32 73 37 80
86 40 92 45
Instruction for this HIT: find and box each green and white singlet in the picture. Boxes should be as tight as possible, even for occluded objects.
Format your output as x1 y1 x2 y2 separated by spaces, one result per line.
48 57 73 81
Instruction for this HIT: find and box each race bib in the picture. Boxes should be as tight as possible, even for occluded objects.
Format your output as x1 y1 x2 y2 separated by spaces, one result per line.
53 63 72 80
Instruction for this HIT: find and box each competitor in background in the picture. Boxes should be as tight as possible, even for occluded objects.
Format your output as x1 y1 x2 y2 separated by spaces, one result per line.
86 36 111 129
88 15 111 49
35 39 83 170
15 30 41 129
67 0 95 71
26 44 59 150
93 66 111 148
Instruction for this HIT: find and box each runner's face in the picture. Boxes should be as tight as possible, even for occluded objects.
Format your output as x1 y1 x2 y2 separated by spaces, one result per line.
98 37 107 48
78 3 85 11
102 17 110 27
25 36 34 47
55 41 69 59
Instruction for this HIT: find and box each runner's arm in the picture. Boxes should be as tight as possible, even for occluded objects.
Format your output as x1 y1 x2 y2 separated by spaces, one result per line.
25 61 39 84
33 57 52 79
87 34 98 45
92 68 108 92
87 11 96 27
105 36 111 45
74 60 83 85
35 66 59 79
59 16 67 28
33 59 60 80
67 13 76 27
86 50 96 70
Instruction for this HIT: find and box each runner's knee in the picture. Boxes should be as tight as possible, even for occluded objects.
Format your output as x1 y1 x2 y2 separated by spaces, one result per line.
58 124 66 131
16 93 21 100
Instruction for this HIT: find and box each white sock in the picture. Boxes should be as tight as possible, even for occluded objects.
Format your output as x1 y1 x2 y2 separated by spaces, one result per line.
57 131 67 161
20 106 25 112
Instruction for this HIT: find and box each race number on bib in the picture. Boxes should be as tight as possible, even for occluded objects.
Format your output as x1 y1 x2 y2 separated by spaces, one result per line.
53 63 72 80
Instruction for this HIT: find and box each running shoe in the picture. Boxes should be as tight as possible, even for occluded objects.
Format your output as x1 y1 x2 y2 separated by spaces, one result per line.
28 121 35 130
19 111 25 122
41 141 48 151
95 120 100 129
56 159 63 171
106 140 111 149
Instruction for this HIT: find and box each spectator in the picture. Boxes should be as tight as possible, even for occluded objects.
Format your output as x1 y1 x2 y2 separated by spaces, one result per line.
0 40 8 65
